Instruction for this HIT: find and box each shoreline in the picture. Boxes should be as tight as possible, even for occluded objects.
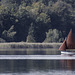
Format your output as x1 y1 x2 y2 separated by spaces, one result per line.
0 42 61 54
0 42 62 49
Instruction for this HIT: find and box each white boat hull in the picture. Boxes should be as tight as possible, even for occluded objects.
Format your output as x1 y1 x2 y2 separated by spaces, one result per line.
61 51 75 55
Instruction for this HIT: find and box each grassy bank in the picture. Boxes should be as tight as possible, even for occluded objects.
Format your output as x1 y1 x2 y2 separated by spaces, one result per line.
0 42 61 54
0 42 62 49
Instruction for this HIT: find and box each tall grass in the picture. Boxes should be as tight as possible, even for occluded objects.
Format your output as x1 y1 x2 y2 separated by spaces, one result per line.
0 42 62 49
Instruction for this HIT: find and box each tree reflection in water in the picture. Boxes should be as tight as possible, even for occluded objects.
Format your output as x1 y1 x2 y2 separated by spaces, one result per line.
0 60 75 73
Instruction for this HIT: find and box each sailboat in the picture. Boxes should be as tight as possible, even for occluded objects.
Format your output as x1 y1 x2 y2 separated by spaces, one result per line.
59 29 75 55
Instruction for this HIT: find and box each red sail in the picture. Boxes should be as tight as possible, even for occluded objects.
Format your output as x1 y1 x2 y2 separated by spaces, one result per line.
66 29 75 49
59 40 66 51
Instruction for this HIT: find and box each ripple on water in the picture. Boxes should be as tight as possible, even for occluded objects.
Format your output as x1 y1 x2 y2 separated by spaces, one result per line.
0 70 75 75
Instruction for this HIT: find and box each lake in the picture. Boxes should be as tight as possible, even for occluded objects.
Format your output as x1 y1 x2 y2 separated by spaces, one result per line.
0 48 75 75
0 48 60 55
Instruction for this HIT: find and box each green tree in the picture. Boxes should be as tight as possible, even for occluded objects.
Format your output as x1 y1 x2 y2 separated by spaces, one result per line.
0 0 74 42
0 38 6 43
2 25 16 42
36 13 50 23
26 23 36 42
44 29 64 42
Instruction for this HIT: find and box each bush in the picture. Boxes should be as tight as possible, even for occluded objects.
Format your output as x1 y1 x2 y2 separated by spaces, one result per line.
0 38 6 43
44 29 64 42
2 25 16 42
26 35 36 43
26 23 36 43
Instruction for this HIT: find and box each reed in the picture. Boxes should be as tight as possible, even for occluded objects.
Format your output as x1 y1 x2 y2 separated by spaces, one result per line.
0 42 62 49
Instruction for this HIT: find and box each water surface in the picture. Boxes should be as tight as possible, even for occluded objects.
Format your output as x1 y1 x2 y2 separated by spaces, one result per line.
0 60 75 75
0 48 60 55
0 48 75 75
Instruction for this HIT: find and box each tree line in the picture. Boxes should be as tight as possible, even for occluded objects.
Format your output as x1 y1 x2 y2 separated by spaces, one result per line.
0 0 75 43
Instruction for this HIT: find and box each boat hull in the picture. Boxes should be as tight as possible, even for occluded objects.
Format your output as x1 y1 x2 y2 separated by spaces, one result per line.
61 51 75 55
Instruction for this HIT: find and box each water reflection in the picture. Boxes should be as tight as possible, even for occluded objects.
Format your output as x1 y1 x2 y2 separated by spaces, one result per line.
0 48 60 55
0 48 75 75
0 60 75 73
61 60 75 70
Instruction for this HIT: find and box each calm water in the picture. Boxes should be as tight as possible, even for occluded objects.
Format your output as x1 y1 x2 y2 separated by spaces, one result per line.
0 60 75 75
0 48 60 55
0 48 75 75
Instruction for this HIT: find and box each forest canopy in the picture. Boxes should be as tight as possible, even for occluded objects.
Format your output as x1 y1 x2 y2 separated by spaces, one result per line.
0 0 75 43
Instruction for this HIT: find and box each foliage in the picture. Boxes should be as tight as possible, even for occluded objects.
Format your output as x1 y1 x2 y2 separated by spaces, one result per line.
26 23 36 42
0 38 6 43
44 29 64 42
26 35 36 42
2 25 16 42
0 0 75 42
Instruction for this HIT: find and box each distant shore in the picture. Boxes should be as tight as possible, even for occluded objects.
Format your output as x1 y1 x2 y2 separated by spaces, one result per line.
0 42 62 49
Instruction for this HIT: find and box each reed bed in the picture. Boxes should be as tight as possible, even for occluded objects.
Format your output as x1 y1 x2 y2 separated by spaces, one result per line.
0 42 62 49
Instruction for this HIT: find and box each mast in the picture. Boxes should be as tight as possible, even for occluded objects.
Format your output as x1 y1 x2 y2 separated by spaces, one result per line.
66 29 75 49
